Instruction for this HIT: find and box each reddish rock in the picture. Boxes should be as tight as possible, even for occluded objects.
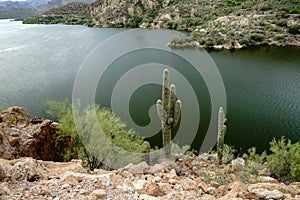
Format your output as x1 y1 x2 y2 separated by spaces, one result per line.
0 106 77 162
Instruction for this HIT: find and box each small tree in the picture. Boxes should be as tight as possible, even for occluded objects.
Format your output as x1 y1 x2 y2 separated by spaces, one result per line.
47 100 149 170
267 137 300 181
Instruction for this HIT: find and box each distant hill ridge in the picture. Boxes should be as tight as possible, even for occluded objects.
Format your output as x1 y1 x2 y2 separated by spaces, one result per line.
0 0 95 19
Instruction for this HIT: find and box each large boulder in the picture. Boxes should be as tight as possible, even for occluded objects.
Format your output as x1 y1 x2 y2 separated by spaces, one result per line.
0 106 77 161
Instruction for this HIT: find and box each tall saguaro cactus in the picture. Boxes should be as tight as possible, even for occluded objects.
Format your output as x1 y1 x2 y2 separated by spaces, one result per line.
217 107 227 165
157 69 182 159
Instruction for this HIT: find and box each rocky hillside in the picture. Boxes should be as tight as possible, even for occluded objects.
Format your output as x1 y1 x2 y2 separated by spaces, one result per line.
22 0 300 49
0 0 95 19
1 155 300 199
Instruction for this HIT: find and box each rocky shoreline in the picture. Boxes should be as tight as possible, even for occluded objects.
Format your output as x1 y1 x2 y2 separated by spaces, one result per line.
20 0 300 50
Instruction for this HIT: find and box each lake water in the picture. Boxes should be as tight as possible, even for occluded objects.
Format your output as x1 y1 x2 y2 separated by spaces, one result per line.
0 19 299 152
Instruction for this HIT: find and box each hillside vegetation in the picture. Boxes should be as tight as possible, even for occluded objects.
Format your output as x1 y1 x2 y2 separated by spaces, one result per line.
21 0 300 49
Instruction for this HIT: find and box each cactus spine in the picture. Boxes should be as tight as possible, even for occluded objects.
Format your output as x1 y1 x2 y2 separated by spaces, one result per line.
217 107 227 165
157 69 182 159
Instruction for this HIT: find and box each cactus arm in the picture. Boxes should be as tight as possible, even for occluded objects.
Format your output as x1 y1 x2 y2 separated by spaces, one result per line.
173 100 182 126
156 99 163 122
168 84 176 119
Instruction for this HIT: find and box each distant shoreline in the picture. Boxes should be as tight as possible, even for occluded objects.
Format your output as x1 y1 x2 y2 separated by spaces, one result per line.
13 0 300 50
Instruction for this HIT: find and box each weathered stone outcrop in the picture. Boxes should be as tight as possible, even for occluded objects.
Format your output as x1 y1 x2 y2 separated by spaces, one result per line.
0 106 77 162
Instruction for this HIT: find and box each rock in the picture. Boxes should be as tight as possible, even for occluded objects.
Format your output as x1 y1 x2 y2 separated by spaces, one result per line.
251 188 283 199
61 183 70 189
231 158 245 171
198 180 209 193
145 182 165 197
0 182 11 195
290 182 300 190
9 157 47 182
210 181 221 188
249 183 299 197
153 176 162 183
42 160 87 177
0 106 30 127
120 161 149 175
0 158 12 180
163 168 177 180
179 178 197 191
223 181 258 200
257 176 278 183
168 178 177 185
5 159 86 184
258 168 271 176
0 128 15 160
0 107 78 162
207 186 217 194
198 153 217 162
148 162 168 175
133 179 148 193
63 174 79 186
90 189 107 200
138 194 157 200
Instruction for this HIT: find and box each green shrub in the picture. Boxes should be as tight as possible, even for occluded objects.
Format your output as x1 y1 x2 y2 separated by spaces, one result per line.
276 19 287 27
243 147 267 175
267 137 300 181
290 5 300 14
222 144 236 164
249 34 265 42
267 24 279 32
191 31 205 40
287 25 300 34
260 3 272 11
47 100 149 170
226 0 244 7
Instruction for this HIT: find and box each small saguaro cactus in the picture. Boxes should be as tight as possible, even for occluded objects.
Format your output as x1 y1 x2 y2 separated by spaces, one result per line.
156 69 182 159
217 107 227 165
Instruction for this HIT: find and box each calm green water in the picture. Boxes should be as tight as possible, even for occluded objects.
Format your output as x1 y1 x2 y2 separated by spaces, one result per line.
0 19 299 152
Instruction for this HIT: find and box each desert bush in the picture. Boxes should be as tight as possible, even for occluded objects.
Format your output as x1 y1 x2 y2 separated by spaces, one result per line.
249 34 265 42
276 19 287 27
267 137 300 181
260 3 272 11
47 100 149 170
222 144 236 164
243 147 267 175
287 25 300 34
290 5 300 14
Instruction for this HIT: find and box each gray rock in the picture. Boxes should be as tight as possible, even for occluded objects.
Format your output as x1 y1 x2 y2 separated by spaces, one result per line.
251 188 283 199
231 158 245 171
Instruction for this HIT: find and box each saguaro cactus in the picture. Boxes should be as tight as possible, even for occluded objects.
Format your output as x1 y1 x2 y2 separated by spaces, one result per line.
157 69 182 159
217 107 227 165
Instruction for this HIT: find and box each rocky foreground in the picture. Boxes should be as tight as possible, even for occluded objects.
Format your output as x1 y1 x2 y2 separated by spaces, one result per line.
1 155 300 200
1 106 300 199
